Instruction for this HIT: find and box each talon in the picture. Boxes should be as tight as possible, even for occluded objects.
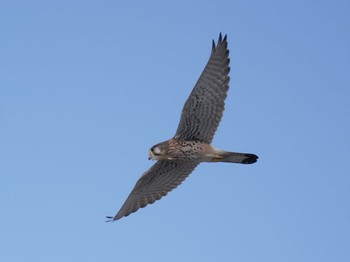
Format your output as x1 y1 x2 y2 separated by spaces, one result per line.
213 154 224 161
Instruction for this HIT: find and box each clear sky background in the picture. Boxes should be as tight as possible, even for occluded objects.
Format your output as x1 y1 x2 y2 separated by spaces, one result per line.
1 0 349 261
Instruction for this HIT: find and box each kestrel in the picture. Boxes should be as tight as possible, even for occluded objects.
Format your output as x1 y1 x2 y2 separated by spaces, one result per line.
107 33 258 221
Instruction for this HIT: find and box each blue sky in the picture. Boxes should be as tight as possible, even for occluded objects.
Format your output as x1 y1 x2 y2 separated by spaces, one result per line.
1 0 349 261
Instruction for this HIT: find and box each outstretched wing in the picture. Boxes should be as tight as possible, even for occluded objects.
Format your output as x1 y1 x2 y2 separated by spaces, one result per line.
175 33 230 144
108 160 199 221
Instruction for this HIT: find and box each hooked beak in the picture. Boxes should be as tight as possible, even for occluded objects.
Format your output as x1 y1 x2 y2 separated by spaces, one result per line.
148 150 153 160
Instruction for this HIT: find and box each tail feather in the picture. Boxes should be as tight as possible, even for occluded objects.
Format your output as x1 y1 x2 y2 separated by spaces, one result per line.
214 152 258 164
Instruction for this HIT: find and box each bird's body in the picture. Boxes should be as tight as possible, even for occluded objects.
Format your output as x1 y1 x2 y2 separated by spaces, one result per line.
107 33 258 221
149 139 257 164
150 139 215 162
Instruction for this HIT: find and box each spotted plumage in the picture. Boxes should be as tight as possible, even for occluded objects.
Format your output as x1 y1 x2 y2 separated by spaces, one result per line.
107 33 258 221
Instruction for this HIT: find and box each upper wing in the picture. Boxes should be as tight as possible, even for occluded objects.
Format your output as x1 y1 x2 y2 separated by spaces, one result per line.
174 33 230 144
108 160 199 221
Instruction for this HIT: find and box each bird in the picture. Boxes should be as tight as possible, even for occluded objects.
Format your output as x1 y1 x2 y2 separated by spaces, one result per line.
107 33 258 222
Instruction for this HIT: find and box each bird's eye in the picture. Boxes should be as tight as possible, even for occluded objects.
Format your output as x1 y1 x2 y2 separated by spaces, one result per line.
152 147 161 155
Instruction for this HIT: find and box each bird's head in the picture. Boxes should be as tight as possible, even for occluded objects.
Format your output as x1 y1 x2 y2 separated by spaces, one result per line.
149 145 164 160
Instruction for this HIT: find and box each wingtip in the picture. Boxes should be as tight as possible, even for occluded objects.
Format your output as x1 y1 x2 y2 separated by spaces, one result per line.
219 32 223 42
212 39 216 52
212 33 228 53
218 32 227 42
105 213 125 222
105 216 115 222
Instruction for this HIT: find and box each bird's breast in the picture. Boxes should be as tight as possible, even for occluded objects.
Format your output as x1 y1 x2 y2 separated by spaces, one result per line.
166 140 213 162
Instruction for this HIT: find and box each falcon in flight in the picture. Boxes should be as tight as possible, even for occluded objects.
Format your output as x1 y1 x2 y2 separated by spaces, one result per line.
107 33 258 221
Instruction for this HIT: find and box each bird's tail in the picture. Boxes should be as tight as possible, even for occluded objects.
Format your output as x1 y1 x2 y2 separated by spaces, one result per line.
211 151 258 164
